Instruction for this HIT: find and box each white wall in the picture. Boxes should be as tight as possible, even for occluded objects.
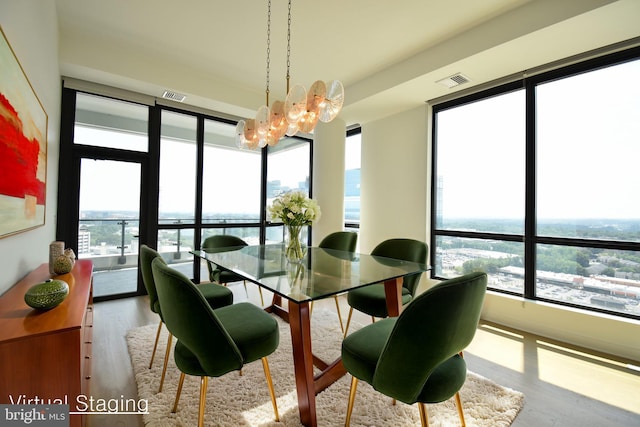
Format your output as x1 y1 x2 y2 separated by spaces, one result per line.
359 106 429 254
483 292 640 361
0 1 60 293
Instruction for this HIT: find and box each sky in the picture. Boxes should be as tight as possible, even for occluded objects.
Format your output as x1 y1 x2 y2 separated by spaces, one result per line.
436 58 640 220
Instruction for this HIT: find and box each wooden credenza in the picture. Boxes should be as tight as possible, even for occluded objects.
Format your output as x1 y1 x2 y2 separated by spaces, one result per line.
0 260 93 427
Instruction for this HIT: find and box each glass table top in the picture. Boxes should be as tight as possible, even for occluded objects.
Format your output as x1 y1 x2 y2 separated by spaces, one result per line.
192 244 429 303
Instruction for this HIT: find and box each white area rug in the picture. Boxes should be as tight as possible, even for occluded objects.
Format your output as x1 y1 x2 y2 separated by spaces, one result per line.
126 310 524 426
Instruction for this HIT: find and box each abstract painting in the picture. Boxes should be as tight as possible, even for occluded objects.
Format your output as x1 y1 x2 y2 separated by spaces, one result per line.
0 26 48 238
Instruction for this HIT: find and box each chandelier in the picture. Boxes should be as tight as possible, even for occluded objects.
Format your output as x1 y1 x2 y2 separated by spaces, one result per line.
235 0 344 149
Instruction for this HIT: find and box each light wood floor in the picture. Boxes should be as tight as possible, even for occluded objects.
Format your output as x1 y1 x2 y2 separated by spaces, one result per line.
88 283 640 427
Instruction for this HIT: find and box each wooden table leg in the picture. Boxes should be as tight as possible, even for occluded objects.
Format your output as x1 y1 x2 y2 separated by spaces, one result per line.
288 301 317 427
383 277 404 317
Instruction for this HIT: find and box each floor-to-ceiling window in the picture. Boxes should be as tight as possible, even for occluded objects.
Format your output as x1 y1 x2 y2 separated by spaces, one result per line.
197 117 265 279
432 46 640 319
157 110 198 277
61 92 149 299
58 87 312 299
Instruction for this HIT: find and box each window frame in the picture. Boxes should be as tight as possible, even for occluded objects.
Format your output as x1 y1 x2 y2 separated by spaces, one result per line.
58 89 313 295
431 46 640 320
344 126 361 231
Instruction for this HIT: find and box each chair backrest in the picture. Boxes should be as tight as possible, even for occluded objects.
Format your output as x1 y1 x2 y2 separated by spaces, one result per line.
151 257 243 376
139 244 166 314
318 231 358 253
372 272 487 403
371 238 428 295
202 235 248 253
202 235 248 280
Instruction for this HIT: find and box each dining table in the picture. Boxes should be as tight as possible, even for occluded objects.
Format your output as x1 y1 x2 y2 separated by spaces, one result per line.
191 244 429 427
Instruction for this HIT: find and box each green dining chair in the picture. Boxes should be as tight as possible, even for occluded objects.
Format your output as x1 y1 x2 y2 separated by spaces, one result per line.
341 272 487 426
151 258 280 427
139 244 233 392
313 231 358 332
343 238 428 337
202 235 264 306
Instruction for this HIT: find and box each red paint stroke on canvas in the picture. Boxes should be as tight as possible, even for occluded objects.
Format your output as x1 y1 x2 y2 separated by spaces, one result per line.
0 93 45 204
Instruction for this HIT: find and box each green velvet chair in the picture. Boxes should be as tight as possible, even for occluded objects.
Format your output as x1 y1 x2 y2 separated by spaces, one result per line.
343 238 428 337
202 235 264 306
341 272 487 426
139 244 233 392
151 258 280 427
314 231 358 332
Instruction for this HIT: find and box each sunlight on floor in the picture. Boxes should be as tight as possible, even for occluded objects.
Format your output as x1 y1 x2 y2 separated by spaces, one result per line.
536 340 640 414
466 323 526 373
466 322 640 415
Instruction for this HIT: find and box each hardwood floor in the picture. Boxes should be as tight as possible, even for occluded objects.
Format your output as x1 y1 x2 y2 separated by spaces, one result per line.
88 296 155 427
88 283 640 426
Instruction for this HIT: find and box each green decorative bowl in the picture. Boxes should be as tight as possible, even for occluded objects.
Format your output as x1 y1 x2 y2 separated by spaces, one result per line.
24 279 69 310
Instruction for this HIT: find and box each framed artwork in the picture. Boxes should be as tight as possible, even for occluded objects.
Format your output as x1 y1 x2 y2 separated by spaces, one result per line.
0 26 48 238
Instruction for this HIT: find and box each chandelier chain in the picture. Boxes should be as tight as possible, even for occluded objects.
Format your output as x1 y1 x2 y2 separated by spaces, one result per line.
265 0 271 104
235 0 342 150
286 0 292 90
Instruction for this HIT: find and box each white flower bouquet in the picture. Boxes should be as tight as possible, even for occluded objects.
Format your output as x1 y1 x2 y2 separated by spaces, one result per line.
268 191 321 262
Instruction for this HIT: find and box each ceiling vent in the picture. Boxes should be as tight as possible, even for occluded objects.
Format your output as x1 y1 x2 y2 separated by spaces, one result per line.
161 90 186 102
436 73 471 89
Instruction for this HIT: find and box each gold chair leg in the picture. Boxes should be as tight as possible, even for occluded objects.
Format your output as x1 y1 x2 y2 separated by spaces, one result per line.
149 319 163 369
344 307 354 339
454 391 466 427
334 296 344 333
159 333 173 392
310 300 314 314
258 285 264 306
418 402 429 427
261 357 280 421
242 280 264 306
454 352 466 426
172 372 186 413
198 376 208 427
345 376 358 427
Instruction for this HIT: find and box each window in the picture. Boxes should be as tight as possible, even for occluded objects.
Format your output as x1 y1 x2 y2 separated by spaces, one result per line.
266 136 312 244
435 90 525 232
74 93 148 151
59 87 314 295
535 62 640 242
345 128 361 228
158 110 197 224
433 48 640 319
434 89 526 294
69 92 150 300
202 119 261 224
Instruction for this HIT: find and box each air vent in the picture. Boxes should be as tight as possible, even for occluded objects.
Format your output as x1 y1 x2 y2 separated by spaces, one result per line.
162 90 186 102
436 73 471 88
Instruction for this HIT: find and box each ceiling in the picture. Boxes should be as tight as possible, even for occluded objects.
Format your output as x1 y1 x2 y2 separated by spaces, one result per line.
55 0 640 127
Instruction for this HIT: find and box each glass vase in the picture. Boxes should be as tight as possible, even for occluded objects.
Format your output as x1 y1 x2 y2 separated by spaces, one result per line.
285 224 307 263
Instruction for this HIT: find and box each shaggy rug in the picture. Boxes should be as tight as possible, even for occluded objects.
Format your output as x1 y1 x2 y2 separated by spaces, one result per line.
126 310 524 426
